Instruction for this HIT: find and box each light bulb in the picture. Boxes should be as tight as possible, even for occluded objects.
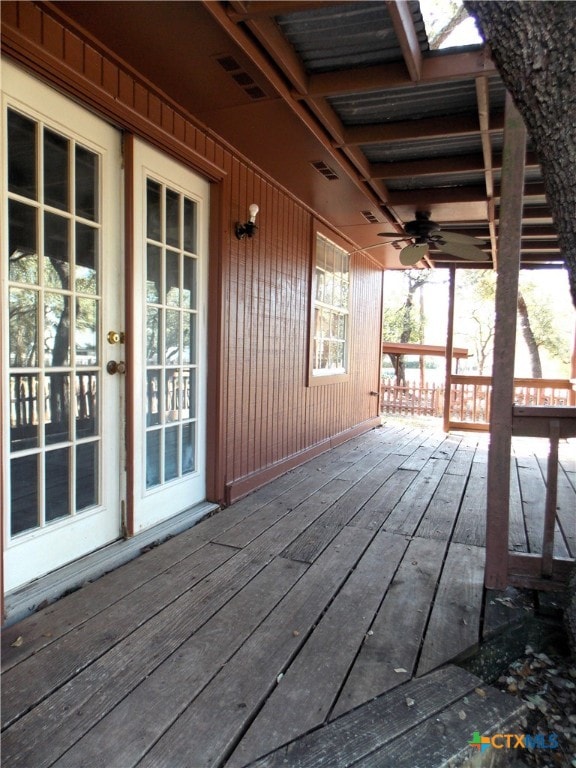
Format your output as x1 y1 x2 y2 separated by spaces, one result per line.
248 204 259 223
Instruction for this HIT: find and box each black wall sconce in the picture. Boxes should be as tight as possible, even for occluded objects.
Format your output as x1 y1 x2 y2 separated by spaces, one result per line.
235 203 259 239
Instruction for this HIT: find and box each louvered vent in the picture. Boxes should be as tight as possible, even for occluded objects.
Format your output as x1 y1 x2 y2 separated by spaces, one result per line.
311 161 339 181
215 55 268 100
361 210 379 223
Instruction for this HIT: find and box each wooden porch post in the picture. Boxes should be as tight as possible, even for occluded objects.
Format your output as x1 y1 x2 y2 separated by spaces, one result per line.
485 93 527 589
443 266 456 433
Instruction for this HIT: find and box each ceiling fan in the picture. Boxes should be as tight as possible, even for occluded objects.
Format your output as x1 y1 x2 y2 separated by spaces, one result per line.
356 211 488 266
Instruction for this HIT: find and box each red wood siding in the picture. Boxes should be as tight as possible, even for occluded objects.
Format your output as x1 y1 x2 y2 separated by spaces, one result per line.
2 1 383 507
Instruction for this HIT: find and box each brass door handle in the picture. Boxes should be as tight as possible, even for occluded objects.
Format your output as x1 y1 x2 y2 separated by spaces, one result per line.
106 360 126 375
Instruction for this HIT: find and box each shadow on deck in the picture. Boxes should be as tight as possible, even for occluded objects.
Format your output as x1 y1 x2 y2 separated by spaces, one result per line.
2 421 574 767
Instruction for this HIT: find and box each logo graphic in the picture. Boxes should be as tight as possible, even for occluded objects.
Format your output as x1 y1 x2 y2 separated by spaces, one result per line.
469 731 491 753
468 731 560 754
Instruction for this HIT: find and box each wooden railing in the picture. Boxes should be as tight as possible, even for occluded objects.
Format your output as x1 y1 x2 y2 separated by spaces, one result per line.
381 377 574 430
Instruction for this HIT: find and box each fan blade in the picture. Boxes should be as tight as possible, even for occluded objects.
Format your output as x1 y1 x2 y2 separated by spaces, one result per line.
399 243 429 266
437 242 489 260
430 229 486 245
377 232 410 240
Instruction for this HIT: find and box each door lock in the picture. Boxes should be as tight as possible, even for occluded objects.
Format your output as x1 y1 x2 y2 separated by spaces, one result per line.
107 331 125 345
106 360 126 375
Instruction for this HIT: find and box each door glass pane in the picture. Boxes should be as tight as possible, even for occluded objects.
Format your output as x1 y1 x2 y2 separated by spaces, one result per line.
76 298 98 366
44 212 70 289
165 310 180 364
147 180 161 241
43 129 69 210
165 188 180 248
183 198 197 252
145 177 199 490
182 422 195 474
8 109 37 199
11 455 39 535
75 145 98 221
9 288 38 367
183 256 196 309
45 448 70 521
10 374 39 450
76 223 98 294
45 373 70 444
146 371 161 426
146 430 161 488
165 426 179 481
6 111 105 539
76 442 98 510
76 373 98 437
147 308 160 364
9 200 38 283
166 251 180 306
44 293 70 367
146 245 161 303
165 369 179 423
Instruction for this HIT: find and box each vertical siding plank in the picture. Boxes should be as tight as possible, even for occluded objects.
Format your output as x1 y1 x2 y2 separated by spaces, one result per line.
63 29 84 72
102 59 119 98
18 1 42 43
148 93 162 125
84 45 103 86
42 14 64 59
134 83 148 117
118 70 135 108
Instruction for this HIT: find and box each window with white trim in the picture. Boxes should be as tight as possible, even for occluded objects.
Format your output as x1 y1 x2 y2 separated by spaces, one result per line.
312 233 350 377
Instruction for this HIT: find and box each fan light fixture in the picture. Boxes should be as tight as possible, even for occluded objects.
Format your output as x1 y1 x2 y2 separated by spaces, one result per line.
235 204 259 239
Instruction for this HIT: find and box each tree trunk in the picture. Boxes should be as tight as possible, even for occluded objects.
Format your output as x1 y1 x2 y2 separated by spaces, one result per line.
465 1 576 308
517 291 542 377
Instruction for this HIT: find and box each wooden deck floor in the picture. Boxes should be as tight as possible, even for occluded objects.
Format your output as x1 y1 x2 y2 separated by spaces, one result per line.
2 421 575 768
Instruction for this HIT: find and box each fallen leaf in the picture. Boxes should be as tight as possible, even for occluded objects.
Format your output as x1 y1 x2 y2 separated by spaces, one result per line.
10 636 24 648
475 687 487 698
405 697 415 707
394 667 408 674
458 710 467 720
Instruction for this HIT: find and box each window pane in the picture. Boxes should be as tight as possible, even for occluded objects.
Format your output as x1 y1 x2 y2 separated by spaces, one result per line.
184 368 196 419
8 110 37 199
313 234 349 374
11 455 39 535
183 197 197 252
10 374 39 450
164 426 179 481
44 212 70 289
9 200 38 284
147 180 162 241
43 128 69 210
165 188 180 248
76 373 98 437
44 293 70 367
147 245 161 303
45 448 70 521
9 287 38 367
76 442 98 510
146 430 161 488
76 223 98 294
75 145 98 221
45 373 70 444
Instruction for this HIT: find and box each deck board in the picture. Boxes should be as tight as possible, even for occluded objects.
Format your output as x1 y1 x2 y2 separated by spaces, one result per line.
1 423 572 768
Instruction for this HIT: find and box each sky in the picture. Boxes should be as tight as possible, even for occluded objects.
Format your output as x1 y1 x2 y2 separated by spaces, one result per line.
419 0 484 48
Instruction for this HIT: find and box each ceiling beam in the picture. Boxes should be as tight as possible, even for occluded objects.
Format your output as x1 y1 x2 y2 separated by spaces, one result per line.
367 151 539 180
305 49 497 97
344 112 505 145
227 1 347 21
386 0 423 81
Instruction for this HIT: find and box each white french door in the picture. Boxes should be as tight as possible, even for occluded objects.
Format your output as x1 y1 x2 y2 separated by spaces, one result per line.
131 141 209 531
1 60 124 591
